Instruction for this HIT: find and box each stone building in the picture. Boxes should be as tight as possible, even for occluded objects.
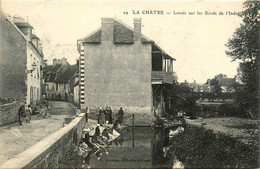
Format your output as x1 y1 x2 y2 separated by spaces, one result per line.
218 78 236 93
77 18 176 123
43 58 78 102
0 9 44 106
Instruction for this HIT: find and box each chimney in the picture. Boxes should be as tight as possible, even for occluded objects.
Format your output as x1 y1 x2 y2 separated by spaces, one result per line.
12 16 25 23
134 18 142 41
53 58 57 66
101 18 114 41
61 57 67 65
57 59 62 64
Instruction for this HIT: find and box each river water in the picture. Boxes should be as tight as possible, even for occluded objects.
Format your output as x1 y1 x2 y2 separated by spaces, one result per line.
61 127 173 168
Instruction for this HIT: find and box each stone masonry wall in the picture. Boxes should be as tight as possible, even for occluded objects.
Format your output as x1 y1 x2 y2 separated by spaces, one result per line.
0 101 20 126
0 10 27 102
0 113 86 169
84 41 153 124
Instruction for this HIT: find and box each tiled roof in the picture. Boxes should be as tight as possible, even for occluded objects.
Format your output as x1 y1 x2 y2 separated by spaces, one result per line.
44 73 56 82
54 65 78 83
84 29 101 43
80 18 175 60
218 78 236 86
14 22 33 28
44 65 52 73
52 64 62 72
82 19 153 44
113 20 134 44
48 74 56 82
32 34 39 39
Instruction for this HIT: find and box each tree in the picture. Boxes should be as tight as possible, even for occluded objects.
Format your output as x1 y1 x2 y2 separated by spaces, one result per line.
225 1 259 117
207 73 227 93
164 82 199 118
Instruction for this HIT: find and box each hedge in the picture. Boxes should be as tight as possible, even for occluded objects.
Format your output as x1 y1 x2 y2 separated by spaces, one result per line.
168 125 259 168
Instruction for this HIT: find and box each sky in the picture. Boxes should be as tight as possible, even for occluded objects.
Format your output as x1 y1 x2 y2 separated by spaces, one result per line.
2 0 244 83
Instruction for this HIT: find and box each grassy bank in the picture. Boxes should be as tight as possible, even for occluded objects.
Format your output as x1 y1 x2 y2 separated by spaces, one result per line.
168 125 259 168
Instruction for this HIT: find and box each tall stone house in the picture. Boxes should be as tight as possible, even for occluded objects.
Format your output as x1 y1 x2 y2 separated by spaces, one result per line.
77 18 176 123
0 9 44 106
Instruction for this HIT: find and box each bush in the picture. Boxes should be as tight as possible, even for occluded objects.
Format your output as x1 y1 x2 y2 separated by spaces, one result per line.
168 126 259 168
218 104 229 116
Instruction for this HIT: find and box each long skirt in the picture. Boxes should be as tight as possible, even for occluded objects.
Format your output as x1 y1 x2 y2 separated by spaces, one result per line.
100 114 105 124
118 114 123 124
25 110 31 122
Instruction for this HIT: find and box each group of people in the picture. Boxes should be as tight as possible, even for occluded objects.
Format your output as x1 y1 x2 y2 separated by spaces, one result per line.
18 105 33 125
98 106 113 124
97 106 124 125
17 103 50 125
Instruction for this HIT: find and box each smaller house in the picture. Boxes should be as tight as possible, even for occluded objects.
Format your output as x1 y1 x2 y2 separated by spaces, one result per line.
43 58 78 102
200 84 215 93
187 81 201 92
218 78 236 93
54 65 78 101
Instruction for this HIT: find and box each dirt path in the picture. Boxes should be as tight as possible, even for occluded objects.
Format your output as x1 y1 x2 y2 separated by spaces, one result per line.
0 101 74 165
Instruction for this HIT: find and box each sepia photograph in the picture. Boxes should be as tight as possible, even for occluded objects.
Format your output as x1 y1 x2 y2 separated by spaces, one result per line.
0 0 259 168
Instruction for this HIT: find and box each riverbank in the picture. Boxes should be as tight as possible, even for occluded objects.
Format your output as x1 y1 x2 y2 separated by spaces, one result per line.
168 119 259 168
186 117 259 144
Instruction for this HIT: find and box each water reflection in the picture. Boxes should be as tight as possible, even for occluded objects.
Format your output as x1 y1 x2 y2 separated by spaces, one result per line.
151 126 172 168
77 127 173 168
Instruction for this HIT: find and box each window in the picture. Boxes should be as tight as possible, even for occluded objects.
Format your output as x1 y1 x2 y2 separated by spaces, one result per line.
56 83 58 90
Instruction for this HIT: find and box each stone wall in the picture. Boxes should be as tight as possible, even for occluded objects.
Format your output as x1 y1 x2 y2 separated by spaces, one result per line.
83 41 153 121
0 113 86 168
0 101 20 126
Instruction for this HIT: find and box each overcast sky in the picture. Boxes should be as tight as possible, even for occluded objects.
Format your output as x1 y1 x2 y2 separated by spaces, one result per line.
2 0 244 83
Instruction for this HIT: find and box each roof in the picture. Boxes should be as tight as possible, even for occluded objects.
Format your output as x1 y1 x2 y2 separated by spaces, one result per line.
83 29 101 43
45 73 56 82
43 65 53 73
54 65 78 83
52 64 63 72
81 19 153 44
1 12 43 58
218 78 236 86
0 11 28 41
43 64 62 82
79 18 175 60
14 22 33 28
32 34 39 40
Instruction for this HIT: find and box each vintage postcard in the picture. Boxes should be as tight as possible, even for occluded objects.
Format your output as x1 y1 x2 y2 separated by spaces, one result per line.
0 0 259 168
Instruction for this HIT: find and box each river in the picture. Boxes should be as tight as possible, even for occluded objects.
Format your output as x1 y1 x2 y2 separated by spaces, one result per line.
61 127 173 168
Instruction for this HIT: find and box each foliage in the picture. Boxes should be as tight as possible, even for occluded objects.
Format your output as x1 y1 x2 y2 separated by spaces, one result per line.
164 83 199 118
201 92 217 102
225 1 259 118
206 73 227 93
169 126 259 168
195 103 245 118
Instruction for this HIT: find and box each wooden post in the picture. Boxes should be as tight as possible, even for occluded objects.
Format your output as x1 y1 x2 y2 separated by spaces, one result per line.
132 114 135 148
